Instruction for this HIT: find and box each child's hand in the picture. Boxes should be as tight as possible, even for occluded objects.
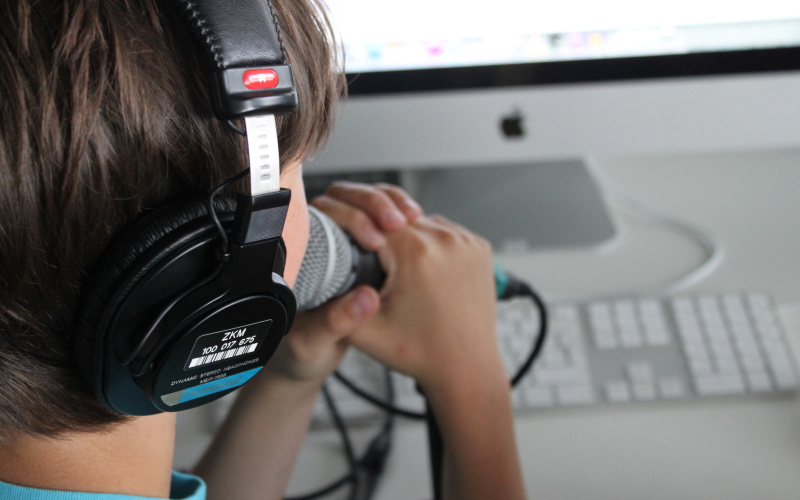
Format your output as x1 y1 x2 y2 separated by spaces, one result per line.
262 182 423 384
348 214 505 394
343 216 525 500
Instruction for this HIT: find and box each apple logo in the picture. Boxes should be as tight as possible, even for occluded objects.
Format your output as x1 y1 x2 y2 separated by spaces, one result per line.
500 110 525 139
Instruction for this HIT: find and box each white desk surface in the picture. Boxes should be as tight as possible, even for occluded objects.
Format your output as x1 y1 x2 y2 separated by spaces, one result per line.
176 148 800 500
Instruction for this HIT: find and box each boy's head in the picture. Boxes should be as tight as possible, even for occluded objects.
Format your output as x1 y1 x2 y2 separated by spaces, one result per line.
0 0 341 442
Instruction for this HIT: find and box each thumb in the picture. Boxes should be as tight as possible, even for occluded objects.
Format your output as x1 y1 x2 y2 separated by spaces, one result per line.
293 286 381 340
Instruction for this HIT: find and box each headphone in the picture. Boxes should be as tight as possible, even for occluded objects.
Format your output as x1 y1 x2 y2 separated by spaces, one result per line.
74 0 299 416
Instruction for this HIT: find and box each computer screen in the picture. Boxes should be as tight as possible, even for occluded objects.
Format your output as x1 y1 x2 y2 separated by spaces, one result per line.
334 1 800 75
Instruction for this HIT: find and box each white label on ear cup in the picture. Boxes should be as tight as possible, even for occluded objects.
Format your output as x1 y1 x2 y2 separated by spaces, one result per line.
245 114 280 196
183 319 273 371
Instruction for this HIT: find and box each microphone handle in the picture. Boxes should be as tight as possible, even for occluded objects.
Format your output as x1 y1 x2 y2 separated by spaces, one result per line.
343 242 386 295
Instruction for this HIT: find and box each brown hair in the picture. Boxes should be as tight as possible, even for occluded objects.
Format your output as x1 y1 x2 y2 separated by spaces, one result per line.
0 0 342 442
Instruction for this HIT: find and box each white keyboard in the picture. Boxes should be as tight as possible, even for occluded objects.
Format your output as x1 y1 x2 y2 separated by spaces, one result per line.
312 292 800 422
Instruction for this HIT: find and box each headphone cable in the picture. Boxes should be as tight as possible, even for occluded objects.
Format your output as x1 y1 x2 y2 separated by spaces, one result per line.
120 170 250 372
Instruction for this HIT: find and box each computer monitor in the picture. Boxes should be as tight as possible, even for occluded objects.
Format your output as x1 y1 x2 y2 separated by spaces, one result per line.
307 1 800 249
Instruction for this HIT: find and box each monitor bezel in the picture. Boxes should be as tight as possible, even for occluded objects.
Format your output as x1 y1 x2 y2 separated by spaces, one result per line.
346 46 800 95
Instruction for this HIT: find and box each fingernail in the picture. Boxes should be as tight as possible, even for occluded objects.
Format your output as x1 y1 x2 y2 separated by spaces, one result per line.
403 199 422 214
346 288 373 318
384 209 406 227
367 229 386 248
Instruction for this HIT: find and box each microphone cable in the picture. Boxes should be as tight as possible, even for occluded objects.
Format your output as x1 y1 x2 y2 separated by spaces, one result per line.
284 367 396 500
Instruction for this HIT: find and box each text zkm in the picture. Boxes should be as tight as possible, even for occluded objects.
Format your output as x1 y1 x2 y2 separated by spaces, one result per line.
222 328 247 341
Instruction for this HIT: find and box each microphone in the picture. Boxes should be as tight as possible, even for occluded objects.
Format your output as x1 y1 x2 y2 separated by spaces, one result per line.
294 206 531 311
294 206 385 311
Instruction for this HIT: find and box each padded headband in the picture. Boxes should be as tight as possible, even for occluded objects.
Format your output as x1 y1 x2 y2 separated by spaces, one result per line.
175 0 286 69
175 0 298 118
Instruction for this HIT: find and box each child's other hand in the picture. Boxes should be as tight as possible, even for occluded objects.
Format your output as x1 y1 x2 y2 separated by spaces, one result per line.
312 181 423 250
262 182 423 384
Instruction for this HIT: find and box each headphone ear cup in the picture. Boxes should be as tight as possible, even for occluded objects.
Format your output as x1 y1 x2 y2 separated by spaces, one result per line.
74 197 238 402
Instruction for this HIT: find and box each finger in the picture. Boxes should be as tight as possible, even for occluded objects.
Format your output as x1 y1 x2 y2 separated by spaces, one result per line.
325 181 408 232
414 214 462 237
416 214 482 248
375 183 423 222
427 214 473 238
425 215 495 262
428 214 457 228
312 195 387 250
292 286 381 343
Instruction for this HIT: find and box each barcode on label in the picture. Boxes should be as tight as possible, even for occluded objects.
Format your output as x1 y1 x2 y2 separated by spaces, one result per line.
188 344 258 368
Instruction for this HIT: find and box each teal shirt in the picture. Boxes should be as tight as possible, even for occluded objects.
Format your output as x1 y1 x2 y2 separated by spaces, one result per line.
0 471 205 500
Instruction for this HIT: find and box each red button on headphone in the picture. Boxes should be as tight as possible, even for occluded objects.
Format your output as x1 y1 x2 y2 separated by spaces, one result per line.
243 69 279 90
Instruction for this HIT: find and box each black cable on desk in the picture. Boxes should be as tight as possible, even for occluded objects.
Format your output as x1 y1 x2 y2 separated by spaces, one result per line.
357 371 395 499
284 384 357 500
509 282 549 387
284 371 396 500
426 403 444 500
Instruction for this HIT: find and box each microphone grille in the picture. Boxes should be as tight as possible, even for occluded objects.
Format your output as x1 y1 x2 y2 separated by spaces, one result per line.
294 206 354 311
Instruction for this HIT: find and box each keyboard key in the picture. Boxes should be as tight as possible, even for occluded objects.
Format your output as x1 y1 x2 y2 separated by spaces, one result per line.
632 383 657 401
706 326 730 343
746 372 772 393
714 358 741 375
741 356 767 375
709 343 736 360
747 292 772 311
627 362 655 384
614 300 637 320
646 333 671 347
544 346 566 363
556 385 595 406
683 343 710 361
535 368 588 386
594 333 618 350
689 358 714 377
678 325 704 345
618 321 641 337
523 387 555 408
659 378 687 399
605 381 631 403
640 299 663 317
773 368 799 390
695 375 746 396
735 339 761 358
722 294 745 314
588 302 613 323
620 333 644 348
672 297 695 315
511 390 526 409
644 324 671 346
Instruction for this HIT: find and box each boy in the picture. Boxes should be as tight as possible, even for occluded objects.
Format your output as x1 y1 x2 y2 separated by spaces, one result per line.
0 0 525 498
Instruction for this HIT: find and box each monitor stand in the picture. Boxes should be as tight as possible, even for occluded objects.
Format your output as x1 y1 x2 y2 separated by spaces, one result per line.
412 160 616 251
